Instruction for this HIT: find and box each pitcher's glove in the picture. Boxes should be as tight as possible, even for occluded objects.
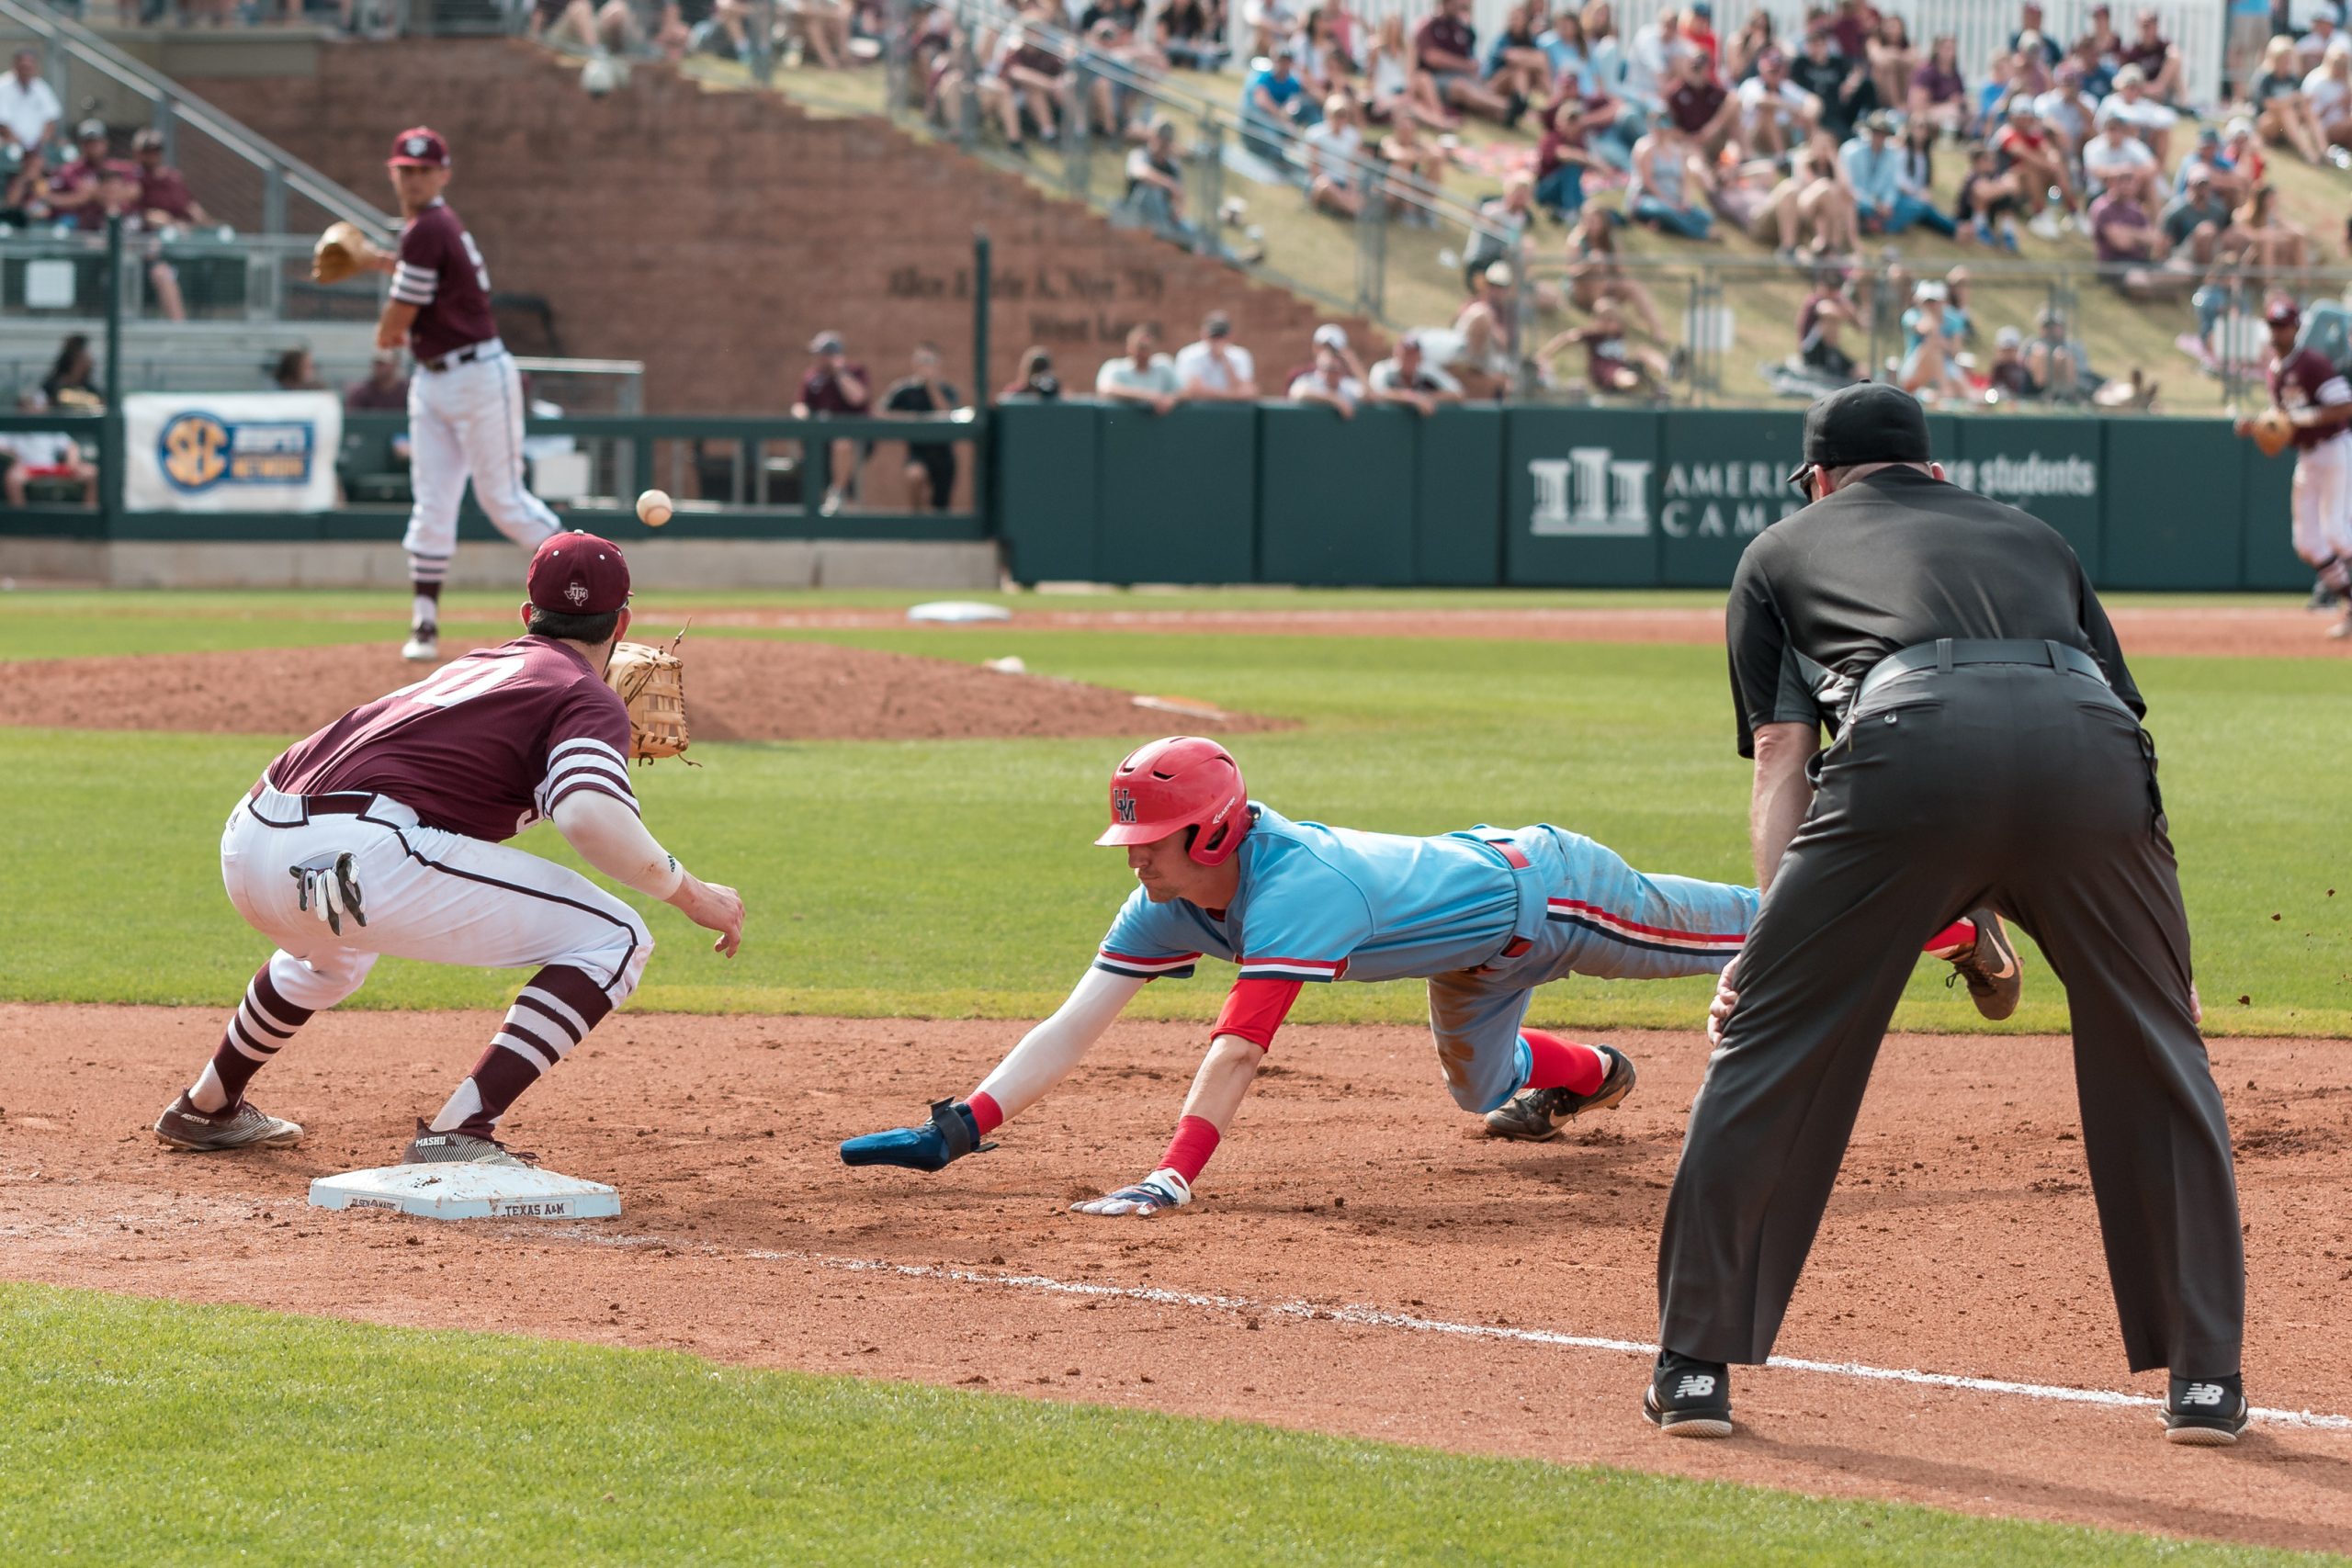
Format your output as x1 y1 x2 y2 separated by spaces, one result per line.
605 636 690 762
311 220 380 285
840 1100 994 1171
2249 405 2295 459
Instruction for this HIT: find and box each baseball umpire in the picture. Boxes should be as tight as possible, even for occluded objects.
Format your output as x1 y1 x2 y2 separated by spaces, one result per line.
1646 384 2247 1446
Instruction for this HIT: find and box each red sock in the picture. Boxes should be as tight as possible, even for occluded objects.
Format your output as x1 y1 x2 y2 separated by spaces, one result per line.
1520 1028 1605 1096
1923 919 1975 953
1159 1114 1220 1184
967 1090 1004 1135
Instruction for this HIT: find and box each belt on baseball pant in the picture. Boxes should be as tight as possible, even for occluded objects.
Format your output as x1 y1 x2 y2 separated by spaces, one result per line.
244 780 418 829
1472 834 1546 965
418 337 503 374
1849 637 2109 717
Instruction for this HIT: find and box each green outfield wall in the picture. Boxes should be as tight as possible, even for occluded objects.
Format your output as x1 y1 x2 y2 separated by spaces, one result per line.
994 403 2305 592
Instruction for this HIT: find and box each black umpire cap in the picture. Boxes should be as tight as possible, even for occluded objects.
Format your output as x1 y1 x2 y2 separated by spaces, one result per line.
1786 381 1934 487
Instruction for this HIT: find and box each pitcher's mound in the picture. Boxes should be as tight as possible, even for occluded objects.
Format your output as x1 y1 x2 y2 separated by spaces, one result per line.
10 638 1285 742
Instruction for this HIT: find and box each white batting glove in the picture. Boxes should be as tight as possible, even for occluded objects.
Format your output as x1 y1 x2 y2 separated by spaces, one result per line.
1071 1168 1192 1217
289 852 366 938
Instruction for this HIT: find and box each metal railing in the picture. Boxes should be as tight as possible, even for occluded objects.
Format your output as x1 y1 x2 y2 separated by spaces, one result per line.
0 0 397 243
0 231 383 322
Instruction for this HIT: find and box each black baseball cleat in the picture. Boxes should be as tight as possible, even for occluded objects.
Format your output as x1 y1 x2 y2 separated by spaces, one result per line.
2164 1374 2250 1446
1932 908 2022 1021
1484 1044 1637 1141
1644 1350 1733 1438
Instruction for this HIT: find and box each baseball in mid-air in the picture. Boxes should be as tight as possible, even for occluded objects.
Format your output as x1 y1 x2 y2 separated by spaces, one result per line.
636 488 673 528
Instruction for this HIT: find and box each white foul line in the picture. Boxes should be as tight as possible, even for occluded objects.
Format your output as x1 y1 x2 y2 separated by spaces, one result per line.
741 1247 2352 1434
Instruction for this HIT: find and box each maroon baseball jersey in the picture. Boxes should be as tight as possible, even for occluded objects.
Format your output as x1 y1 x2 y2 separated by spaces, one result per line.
390 198 499 362
266 637 637 842
138 163 197 221
2268 346 2352 452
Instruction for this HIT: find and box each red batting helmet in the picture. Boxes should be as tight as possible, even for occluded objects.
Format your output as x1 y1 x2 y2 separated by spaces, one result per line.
1095 737 1251 866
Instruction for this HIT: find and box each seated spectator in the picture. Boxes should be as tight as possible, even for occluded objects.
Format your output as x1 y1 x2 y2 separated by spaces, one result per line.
1282 321 1369 391
2120 6 2183 104
1483 0 1553 112
2305 39 2352 152
1304 93 1366 216
792 330 871 514
2026 304 2091 400
2082 116 2157 197
1538 8 1598 97
537 0 651 58
1606 4 1677 142
1844 110 1955 238
2035 62 2098 164
1724 8 1776 84
36 120 112 227
1377 113 1450 204
1080 18 1160 141
1365 13 1454 129
1158 0 1228 71
1993 100 2077 237
1974 49 2021 128
1241 49 1313 163
1287 339 1364 415
999 345 1063 400
793 0 854 69
2007 32 2055 98
1123 120 1199 243
1631 118 1715 240
2070 1 2120 92
1896 114 1964 235
0 389 93 507
881 343 962 513
1366 328 1464 412
1664 45 1736 160
1866 14 1916 112
1896 283 1970 401
1463 175 1535 288
1744 130 1858 256
80 158 187 321
1418 0 1519 125
1564 204 1666 339
2088 170 2173 282
1679 1 1720 73
1790 23 1872 141
1095 321 1182 413
1795 266 1862 383
1452 263 1521 397
345 350 411 412
273 348 323 392
0 50 62 210
1173 310 1261 400
1244 0 1299 61
1985 324 2038 399
1286 6 1345 106
687 0 753 61
129 129 210 230
2230 181 2309 270
1908 33 1968 135
1535 94 1600 219
1736 49 1818 161
2160 165 2240 265
42 333 100 412
2296 5 2341 77
2094 62 2177 161
1540 299 1671 398
2250 34 2329 164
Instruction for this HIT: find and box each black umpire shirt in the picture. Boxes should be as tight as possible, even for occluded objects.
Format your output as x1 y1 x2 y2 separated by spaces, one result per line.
1725 466 2143 757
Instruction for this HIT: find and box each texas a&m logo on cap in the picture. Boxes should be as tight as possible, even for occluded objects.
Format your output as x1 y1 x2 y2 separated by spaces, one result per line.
1112 786 1139 824
387 126 450 169
565 581 590 606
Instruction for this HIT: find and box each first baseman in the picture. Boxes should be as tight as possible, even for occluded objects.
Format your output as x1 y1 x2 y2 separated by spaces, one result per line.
2238 298 2352 638
153 532 744 1166
365 126 564 663
841 737 2013 1213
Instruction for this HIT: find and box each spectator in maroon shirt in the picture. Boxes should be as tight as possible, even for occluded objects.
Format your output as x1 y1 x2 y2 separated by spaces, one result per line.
1416 0 1517 125
1908 34 1967 135
792 330 871 516
1666 46 1736 159
36 120 111 227
2119 6 2183 106
130 127 211 228
345 350 412 412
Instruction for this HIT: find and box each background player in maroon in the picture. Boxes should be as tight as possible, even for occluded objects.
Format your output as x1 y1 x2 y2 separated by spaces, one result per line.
153 531 744 1165
2238 298 2352 638
358 126 564 661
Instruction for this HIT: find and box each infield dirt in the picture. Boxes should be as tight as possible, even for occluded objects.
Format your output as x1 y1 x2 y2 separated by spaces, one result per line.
5 1005 2347 1553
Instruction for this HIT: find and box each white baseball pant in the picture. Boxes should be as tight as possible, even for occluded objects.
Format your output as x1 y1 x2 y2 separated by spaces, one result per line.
221 783 650 1017
401 346 561 588
2290 432 2352 568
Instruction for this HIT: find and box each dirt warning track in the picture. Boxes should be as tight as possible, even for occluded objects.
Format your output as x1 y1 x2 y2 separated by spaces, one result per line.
4 1005 2348 1552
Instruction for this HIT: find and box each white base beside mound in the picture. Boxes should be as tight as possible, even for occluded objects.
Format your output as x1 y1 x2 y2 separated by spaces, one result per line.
308 1163 620 1221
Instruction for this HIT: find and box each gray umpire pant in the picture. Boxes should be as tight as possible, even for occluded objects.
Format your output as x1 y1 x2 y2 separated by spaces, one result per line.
1657 660 2245 1375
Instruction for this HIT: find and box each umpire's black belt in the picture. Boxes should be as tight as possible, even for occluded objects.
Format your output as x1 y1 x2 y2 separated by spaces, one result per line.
1851 637 2109 716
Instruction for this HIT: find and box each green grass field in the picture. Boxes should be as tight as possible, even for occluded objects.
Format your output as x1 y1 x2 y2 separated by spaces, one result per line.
6 586 2346 1563
2 589 2346 1033
1 1281 2336 1566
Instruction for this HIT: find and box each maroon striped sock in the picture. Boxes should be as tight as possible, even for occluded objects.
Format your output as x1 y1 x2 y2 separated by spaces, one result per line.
450 964 615 1135
200 964 315 1109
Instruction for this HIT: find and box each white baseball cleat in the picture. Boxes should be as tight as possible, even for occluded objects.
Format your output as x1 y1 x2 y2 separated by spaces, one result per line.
401 621 439 662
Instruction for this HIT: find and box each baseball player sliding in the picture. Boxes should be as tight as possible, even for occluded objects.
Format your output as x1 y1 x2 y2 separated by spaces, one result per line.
842 738 2017 1213
153 532 744 1166
340 126 564 662
2238 299 2352 639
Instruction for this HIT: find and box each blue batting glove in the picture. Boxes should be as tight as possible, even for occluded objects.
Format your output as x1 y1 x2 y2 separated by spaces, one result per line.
840 1099 992 1172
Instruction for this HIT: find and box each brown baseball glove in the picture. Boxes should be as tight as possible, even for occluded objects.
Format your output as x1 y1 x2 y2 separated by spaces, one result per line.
2250 405 2296 459
311 220 377 285
606 635 691 762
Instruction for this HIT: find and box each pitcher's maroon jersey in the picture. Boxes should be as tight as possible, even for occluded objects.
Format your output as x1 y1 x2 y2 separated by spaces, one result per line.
267 637 636 841
2268 346 2352 452
390 197 498 361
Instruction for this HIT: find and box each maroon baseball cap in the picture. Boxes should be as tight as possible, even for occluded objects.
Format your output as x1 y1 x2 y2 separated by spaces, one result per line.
387 126 450 169
527 531 631 615
2267 298 2302 327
